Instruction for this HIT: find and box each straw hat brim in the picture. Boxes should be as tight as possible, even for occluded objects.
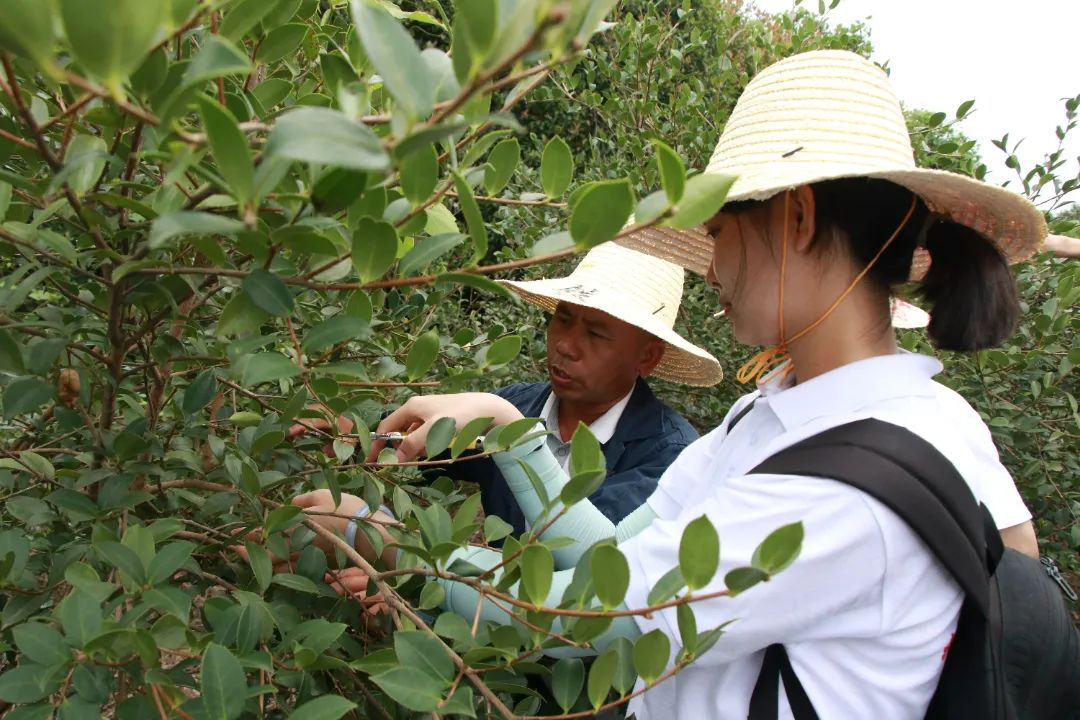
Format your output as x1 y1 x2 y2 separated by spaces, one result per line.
497 278 724 387
618 167 1047 278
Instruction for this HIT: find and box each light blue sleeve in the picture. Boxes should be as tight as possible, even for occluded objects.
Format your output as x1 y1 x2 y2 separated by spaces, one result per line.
492 432 658 569
436 545 641 656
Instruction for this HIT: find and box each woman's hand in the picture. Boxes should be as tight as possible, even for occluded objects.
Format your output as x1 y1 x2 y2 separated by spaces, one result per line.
292 489 368 556
286 406 354 456
369 392 524 462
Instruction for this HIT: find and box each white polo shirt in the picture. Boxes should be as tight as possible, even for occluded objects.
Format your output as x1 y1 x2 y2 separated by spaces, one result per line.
619 353 1031 720
539 388 633 472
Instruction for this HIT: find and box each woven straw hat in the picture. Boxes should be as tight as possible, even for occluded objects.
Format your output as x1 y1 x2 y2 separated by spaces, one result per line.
618 50 1047 277
497 243 723 386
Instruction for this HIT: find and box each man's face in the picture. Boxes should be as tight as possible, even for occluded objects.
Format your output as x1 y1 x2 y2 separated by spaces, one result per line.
545 302 663 408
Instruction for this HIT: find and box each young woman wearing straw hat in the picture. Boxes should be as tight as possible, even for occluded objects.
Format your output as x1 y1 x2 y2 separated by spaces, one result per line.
301 50 1046 717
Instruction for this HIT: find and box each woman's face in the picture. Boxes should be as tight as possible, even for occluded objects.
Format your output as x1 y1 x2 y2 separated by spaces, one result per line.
704 192 828 347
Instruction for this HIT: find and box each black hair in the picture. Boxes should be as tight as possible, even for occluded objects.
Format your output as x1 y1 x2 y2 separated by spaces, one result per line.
723 177 1019 350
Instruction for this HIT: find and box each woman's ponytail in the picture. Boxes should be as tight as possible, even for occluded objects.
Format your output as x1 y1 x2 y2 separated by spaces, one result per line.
918 221 1019 351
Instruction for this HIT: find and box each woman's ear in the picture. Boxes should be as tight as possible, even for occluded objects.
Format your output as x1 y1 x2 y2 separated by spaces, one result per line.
788 184 817 253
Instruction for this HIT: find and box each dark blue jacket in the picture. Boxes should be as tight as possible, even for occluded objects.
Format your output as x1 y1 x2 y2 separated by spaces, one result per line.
446 378 699 535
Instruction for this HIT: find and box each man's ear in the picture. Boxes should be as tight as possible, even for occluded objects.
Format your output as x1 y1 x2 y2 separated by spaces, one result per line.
637 337 666 377
788 184 818 253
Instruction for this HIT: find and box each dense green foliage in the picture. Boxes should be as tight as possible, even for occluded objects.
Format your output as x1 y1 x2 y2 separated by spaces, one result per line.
0 0 1075 718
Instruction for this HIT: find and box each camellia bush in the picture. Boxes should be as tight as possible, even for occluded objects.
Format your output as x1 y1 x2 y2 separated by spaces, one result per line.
0 1 804 718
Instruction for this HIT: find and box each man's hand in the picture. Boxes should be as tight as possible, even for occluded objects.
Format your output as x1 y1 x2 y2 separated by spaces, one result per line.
368 392 524 463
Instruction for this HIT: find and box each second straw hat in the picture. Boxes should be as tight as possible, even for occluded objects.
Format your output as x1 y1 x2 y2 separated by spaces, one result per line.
497 243 723 387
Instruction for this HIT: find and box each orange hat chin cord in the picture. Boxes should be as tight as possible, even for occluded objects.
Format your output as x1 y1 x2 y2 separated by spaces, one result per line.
735 192 918 385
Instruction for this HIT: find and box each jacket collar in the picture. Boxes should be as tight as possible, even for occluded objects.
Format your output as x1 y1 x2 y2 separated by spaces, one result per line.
526 377 664 445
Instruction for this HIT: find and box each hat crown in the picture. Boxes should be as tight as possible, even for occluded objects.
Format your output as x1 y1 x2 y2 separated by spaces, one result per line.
707 50 916 193
566 242 684 328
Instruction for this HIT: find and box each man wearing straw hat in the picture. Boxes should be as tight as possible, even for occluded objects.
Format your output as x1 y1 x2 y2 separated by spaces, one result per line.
446 241 723 535
290 242 723 536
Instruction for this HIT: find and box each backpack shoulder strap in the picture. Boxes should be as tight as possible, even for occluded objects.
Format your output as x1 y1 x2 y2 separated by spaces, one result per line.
751 418 991 612
745 418 994 720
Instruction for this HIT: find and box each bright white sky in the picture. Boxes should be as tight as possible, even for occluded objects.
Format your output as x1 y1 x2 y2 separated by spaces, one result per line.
749 0 1080 184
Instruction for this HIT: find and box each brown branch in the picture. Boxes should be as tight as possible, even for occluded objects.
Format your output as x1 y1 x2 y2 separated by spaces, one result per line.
303 520 518 720
41 92 96 130
447 191 567 208
0 124 37 152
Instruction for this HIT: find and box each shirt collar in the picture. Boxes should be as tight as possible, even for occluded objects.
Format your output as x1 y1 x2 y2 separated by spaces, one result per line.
760 352 943 431
541 387 635 444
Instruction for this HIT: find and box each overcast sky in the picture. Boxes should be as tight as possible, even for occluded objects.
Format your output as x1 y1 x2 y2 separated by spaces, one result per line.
749 0 1080 184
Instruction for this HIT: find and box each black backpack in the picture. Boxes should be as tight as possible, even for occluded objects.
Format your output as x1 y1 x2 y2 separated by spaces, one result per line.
737 417 1080 720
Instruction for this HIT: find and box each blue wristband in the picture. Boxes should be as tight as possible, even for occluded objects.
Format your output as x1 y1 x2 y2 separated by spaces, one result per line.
345 504 395 554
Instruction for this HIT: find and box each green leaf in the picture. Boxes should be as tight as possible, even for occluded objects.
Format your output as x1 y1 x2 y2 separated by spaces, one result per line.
646 565 686 606
302 315 368 353
63 134 108 195
399 144 439 206
147 541 195 585
0 0 58 74
256 23 308 64
928 111 947 127
394 631 454 682
418 582 446 610
217 293 270 337
351 217 399 282
609 636 637 695
183 369 218 415
0 329 26 375
435 272 517 300
370 667 446 712
149 211 244 250
450 416 492 458
243 268 295 317
484 515 513 543
182 36 251 88
352 0 435 119
665 172 735 230
399 232 466 276
519 544 553 607
653 140 686 204
13 623 71 667
570 179 633 249
591 544 629 609
3 377 55 420
405 330 439 381
633 629 670 684
266 107 390 171
955 99 975 120
241 352 302 386
551 657 585 713
679 515 719 590
484 335 522 367
425 416 457 457
220 0 276 41
244 542 272 592
751 521 804 574
96 541 147 585
484 138 520 196
452 172 488 263
273 573 320 593
569 422 603 477
312 168 367 214
0 664 61 704
676 602 697 653
588 649 617 709
57 590 103 648
417 503 453 548
724 566 768 595
289 695 357 720
201 644 246 720
541 136 574 198
456 0 497 60
198 96 255 205
58 0 163 94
